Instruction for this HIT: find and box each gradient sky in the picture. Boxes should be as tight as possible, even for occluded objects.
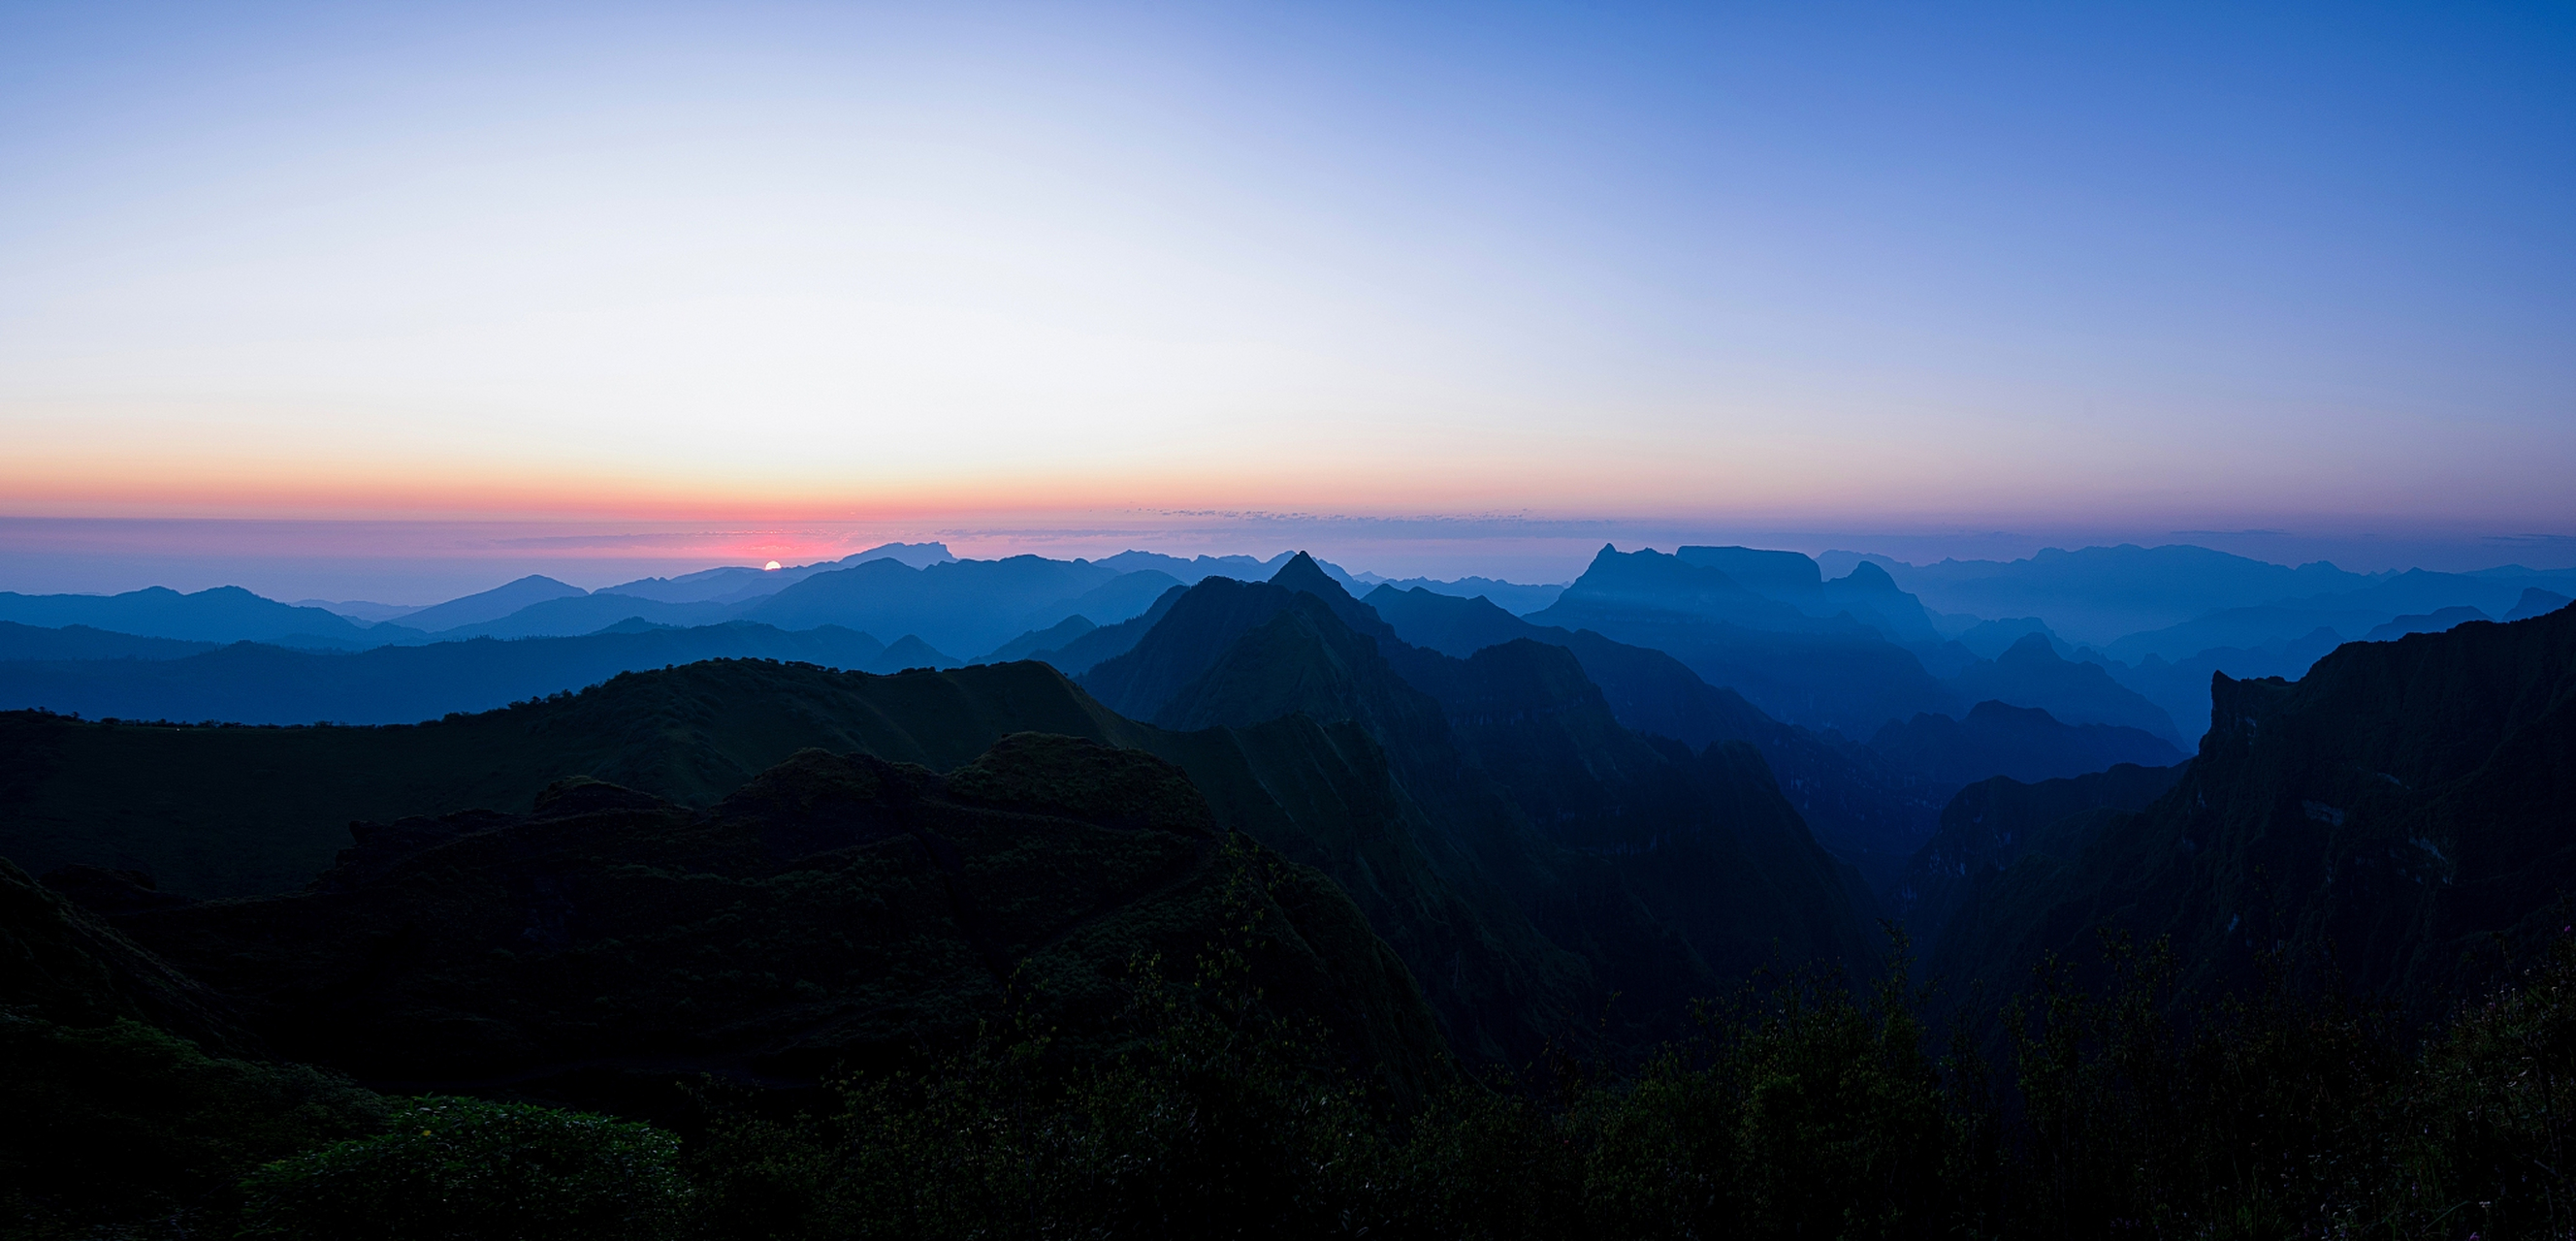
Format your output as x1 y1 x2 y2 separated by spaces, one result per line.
4 2 2572 592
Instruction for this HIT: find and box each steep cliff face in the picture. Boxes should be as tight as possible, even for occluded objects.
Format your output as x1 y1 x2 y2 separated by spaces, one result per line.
1928 607 2576 1023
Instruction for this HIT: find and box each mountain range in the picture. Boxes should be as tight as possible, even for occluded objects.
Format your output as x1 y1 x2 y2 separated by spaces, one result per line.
4 556 1889 1066
10 538 2576 1234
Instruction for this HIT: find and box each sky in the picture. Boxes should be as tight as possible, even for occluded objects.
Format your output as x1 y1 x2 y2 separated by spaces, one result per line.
3 2 2572 598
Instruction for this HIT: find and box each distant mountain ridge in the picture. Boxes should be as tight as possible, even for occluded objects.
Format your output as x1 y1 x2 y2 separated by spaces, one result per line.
388 574 586 632
1948 632 2182 742
0 587 371 647
1527 546 1955 735
1868 545 2377 646
594 541 957 604
0 622 216 662
1866 700 2185 787
0 622 933 725
1360 584 1950 892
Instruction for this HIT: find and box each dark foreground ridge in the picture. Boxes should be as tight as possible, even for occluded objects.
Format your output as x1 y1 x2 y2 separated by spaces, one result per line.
9 583 2576 1237
99 734 1449 1111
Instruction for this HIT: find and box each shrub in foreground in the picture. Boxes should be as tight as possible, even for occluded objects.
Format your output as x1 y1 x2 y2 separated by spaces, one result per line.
238 1096 690 1241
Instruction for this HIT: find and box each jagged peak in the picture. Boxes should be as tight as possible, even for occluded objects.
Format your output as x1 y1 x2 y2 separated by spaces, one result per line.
1269 551 1350 600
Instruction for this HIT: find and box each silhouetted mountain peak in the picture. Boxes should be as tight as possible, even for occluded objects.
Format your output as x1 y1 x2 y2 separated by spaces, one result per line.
1562 545 1757 606
1838 559 1899 591
1999 631 2061 663
1267 552 1399 640
2506 588 2575 622
400 575 589 633
1271 551 1347 599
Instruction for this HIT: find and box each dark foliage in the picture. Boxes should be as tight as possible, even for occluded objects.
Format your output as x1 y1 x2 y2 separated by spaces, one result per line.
668 930 2576 1240
0 1015 387 1238
238 1098 691 1241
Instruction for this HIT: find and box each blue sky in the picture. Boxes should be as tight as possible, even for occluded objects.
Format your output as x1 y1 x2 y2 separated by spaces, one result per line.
1 2 2570 594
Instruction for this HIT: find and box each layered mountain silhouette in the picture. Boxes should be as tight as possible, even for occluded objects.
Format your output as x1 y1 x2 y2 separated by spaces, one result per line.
1675 546 1942 646
1014 585 1188 675
1525 546 1953 734
1946 632 2182 742
1355 574 1562 615
388 574 588 633
2105 604 2386 665
2092 626 2342 748
0 621 214 661
0 622 939 726
977 615 1097 663
1953 617 2069 660
0 553 1199 663
1877 545 2377 646
18 539 2570 1083
598 541 957 604
2507 588 2574 621
1928 603 2576 1027
1361 584 1950 892
417 592 739 640
0 587 372 647
1 660 1153 899
4 557 1880 1067
1867 701 2186 788
1080 555 1882 1050
740 557 1176 657
2363 605 2491 643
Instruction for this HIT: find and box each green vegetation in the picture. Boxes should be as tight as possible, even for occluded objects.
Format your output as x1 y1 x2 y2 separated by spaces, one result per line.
238 1098 691 1241
18 911 2576 1237
667 932 2576 1240
0 1015 387 1238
